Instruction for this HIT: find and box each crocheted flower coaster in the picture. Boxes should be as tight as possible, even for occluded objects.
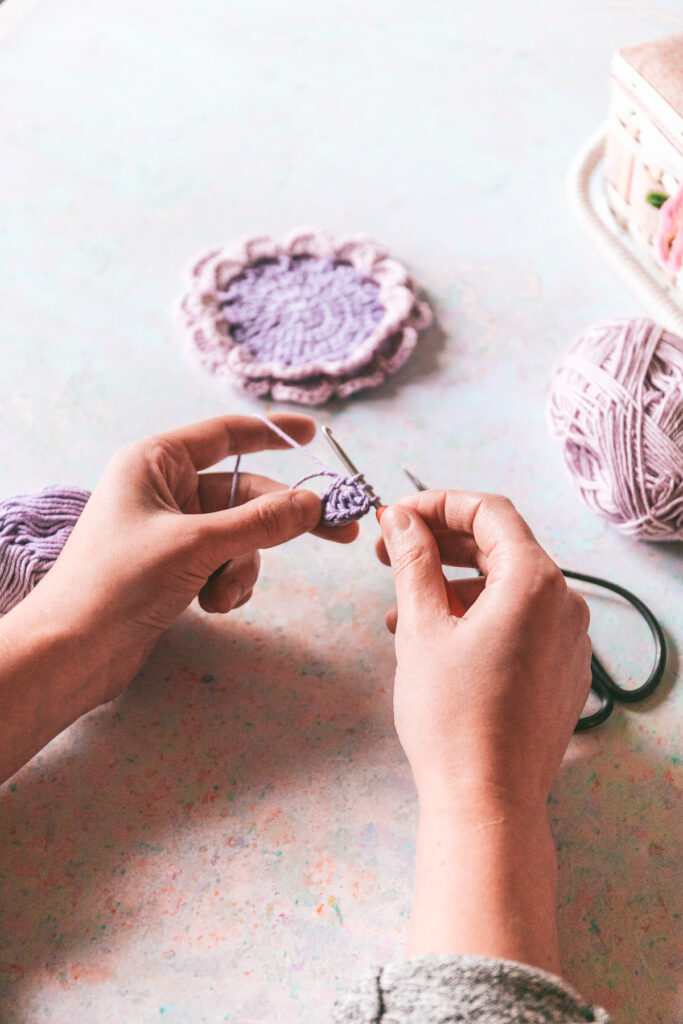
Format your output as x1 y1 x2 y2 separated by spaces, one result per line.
178 228 432 405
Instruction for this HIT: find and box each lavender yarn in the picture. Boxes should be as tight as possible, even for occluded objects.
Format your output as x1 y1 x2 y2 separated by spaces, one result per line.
0 418 371 618
221 256 385 367
292 470 373 525
548 317 683 541
0 486 91 613
179 229 433 405
254 416 374 526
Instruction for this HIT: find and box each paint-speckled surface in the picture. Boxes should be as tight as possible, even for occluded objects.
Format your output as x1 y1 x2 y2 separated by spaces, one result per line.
0 1 681 1021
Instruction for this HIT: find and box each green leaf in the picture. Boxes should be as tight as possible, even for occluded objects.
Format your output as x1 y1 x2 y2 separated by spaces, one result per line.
647 191 670 209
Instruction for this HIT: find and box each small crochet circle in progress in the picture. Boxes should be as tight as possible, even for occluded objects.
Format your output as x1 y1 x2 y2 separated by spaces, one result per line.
0 486 91 614
178 227 432 405
253 416 375 526
297 472 373 526
547 317 683 541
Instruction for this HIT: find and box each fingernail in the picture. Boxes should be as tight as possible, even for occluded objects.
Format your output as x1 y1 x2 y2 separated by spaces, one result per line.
382 506 411 532
222 582 245 608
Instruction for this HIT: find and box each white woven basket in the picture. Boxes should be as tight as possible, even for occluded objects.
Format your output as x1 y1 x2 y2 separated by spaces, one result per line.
567 127 683 337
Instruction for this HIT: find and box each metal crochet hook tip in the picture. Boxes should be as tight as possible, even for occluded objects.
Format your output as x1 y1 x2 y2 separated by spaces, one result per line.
322 425 382 508
403 467 429 492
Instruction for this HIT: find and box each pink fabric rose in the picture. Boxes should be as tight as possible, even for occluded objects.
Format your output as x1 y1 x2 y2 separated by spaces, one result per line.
657 184 683 273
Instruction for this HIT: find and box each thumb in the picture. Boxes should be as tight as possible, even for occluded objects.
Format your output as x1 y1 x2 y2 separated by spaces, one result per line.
380 505 449 629
193 488 322 562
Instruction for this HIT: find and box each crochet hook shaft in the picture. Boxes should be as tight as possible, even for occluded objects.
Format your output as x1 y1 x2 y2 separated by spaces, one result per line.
323 427 465 618
403 467 429 492
322 426 383 514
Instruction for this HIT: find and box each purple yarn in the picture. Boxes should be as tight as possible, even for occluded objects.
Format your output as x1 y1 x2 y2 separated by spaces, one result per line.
0 486 91 613
0 418 372 617
254 416 374 526
221 256 385 367
548 317 683 541
178 229 433 405
291 470 373 525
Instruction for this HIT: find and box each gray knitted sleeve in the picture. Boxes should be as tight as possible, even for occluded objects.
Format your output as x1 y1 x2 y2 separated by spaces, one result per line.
332 954 611 1023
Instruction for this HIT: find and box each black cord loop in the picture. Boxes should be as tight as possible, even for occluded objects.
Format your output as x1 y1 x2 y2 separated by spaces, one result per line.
561 568 667 731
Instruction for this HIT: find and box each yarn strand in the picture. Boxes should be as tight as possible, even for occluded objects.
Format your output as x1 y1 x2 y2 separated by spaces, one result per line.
0 420 374 613
252 416 374 526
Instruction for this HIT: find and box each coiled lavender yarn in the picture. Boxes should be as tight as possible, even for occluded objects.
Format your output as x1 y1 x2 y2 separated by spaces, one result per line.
548 318 683 541
254 416 374 525
0 486 90 613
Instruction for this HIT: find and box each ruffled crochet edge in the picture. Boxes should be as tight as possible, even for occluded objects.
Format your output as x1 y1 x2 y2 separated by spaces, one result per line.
177 226 432 405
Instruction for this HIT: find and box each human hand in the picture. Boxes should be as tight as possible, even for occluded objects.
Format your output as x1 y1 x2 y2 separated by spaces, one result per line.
376 491 591 813
376 491 591 970
11 413 357 711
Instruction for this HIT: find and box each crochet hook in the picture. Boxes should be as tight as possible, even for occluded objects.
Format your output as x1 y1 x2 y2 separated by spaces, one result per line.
322 427 466 618
403 467 429 492
321 426 383 516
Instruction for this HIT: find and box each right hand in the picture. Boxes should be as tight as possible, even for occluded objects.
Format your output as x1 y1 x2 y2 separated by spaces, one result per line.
376 491 592 813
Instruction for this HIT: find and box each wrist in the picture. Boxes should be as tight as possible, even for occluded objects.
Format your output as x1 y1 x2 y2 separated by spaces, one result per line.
0 586 116 783
408 780 560 974
416 775 549 826
415 784 557 905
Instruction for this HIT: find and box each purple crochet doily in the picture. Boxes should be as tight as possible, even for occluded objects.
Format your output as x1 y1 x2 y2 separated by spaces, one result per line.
178 228 432 405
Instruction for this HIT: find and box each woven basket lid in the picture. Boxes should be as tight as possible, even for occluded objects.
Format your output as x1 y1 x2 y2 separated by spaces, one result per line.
617 33 683 115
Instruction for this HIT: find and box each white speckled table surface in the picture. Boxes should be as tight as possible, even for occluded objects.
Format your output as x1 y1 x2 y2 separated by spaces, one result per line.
0 1 681 1021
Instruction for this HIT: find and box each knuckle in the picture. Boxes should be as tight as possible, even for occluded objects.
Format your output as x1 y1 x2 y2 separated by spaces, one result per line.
140 438 178 472
111 437 181 486
570 591 591 630
106 441 139 474
256 497 284 540
528 559 566 600
392 544 428 577
483 492 516 514
477 493 523 532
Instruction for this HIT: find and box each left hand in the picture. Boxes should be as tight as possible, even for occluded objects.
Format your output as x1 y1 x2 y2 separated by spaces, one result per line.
15 413 357 709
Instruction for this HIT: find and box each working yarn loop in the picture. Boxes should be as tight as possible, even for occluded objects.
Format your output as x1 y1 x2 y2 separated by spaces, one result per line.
547 317 683 541
0 487 91 614
254 416 375 526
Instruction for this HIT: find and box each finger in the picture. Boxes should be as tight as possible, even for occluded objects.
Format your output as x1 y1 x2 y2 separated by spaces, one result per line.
197 471 359 544
450 575 486 608
158 413 317 472
379 505 450 629
394 490 549 581
198 551 260 614
375 529 488 572
316 520 360 545
193 488 323 563
384 577 485 636
232 587 254 610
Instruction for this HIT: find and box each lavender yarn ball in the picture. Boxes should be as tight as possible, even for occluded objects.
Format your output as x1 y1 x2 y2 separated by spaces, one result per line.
0 486 90 613
548 317 683 541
